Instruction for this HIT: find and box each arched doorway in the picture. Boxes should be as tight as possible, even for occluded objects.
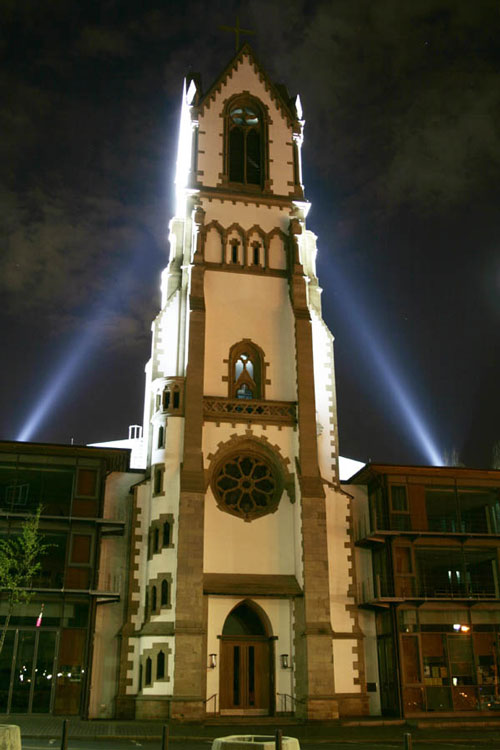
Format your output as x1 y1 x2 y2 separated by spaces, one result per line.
219 601 273 715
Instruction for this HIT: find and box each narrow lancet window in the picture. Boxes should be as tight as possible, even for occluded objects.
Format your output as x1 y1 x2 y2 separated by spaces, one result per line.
157 651 165 679
252 244 260 266
227 102 263 187
161 579 169 606
158 425 165 448
173 388 180 409
163 521 171 547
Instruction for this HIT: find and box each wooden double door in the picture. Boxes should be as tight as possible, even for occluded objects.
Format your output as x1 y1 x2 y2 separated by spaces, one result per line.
219 637 271 714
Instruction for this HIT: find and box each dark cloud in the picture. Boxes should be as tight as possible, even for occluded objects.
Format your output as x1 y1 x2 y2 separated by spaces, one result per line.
76 25 132 58
240 1 500 215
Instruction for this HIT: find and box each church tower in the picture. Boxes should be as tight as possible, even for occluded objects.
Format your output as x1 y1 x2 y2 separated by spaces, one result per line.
116 45 367 721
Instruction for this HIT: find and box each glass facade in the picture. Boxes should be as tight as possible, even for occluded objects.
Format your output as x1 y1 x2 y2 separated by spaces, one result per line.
358 468 500 716
0 598 89 714
368 480 500 535
0 460 101 518
395 608 500 713
0 446 127 717
373 543 500 601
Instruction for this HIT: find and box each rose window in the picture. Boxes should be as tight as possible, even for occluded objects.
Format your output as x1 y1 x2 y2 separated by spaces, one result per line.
213 454 281 521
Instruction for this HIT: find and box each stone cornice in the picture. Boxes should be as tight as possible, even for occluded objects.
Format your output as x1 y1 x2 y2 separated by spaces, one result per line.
197 185 307 209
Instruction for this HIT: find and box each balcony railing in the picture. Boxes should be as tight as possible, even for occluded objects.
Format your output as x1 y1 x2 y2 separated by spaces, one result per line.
203 397 297 426
357 575 499 604
355 508 500 539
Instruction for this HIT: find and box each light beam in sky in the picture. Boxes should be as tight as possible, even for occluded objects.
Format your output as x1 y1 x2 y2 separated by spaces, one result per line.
17 322 102 442
320 256 443 466
16 245 148 443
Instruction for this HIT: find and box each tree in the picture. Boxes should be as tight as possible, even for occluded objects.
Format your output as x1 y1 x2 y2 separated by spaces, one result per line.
0 507 49 656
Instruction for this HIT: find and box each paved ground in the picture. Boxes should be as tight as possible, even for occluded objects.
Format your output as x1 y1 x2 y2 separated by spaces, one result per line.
2 715 500 749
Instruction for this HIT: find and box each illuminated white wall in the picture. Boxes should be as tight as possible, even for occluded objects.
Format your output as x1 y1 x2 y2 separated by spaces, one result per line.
203 425 299 577
203 271 297 401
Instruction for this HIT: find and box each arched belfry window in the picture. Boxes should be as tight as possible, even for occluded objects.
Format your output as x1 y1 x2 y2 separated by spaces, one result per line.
228 341 265 400
226 98 266 188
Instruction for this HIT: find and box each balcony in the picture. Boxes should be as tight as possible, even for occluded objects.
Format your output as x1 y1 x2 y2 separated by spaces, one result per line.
357 574 500 609
203 397 297 426
354 513 500 546
355 484 500 544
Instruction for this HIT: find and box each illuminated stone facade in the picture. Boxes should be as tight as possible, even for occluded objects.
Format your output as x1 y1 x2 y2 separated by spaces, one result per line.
115 45 366 721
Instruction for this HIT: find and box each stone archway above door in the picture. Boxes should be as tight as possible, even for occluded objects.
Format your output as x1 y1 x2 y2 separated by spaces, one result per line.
219 601 274 715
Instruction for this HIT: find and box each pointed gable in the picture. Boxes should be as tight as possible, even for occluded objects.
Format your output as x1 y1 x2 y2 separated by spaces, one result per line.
198 44 299 128
194 45 303 197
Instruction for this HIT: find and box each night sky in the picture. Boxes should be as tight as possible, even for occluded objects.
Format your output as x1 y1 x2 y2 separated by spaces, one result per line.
2 0 499 468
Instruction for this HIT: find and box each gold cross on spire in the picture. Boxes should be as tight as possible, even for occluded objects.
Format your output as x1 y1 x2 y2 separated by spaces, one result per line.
219 16 255 51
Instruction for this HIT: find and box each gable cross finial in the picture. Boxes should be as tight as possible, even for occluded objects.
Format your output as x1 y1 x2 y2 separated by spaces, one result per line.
219 16 255 51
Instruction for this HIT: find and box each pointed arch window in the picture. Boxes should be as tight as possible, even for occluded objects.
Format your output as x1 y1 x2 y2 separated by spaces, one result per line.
161 579 169 607
157 650 165 680
251 242 261 266
158 379 184 415
162 389 170 410
163 521 171 547
157 425 165 449
151 585 157 613
226 98 266 188
154 527 159 553
228 341 265 400
154 466 164 495
230 239 240 264
145 657 152 686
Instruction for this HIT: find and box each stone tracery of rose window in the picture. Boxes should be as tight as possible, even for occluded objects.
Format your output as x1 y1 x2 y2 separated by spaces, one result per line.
213 454 281 521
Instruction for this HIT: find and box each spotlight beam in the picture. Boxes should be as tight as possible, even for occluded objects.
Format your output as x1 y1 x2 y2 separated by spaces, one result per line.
321 256 443 466
17 324 99 442
17 251 147 443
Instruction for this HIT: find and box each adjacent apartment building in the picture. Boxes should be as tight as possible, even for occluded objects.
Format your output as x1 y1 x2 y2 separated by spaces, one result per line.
0 440 142 716
349 464 500 717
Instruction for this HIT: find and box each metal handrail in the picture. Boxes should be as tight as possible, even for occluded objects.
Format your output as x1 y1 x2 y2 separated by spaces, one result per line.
276 692 304 713
204 693 218 715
